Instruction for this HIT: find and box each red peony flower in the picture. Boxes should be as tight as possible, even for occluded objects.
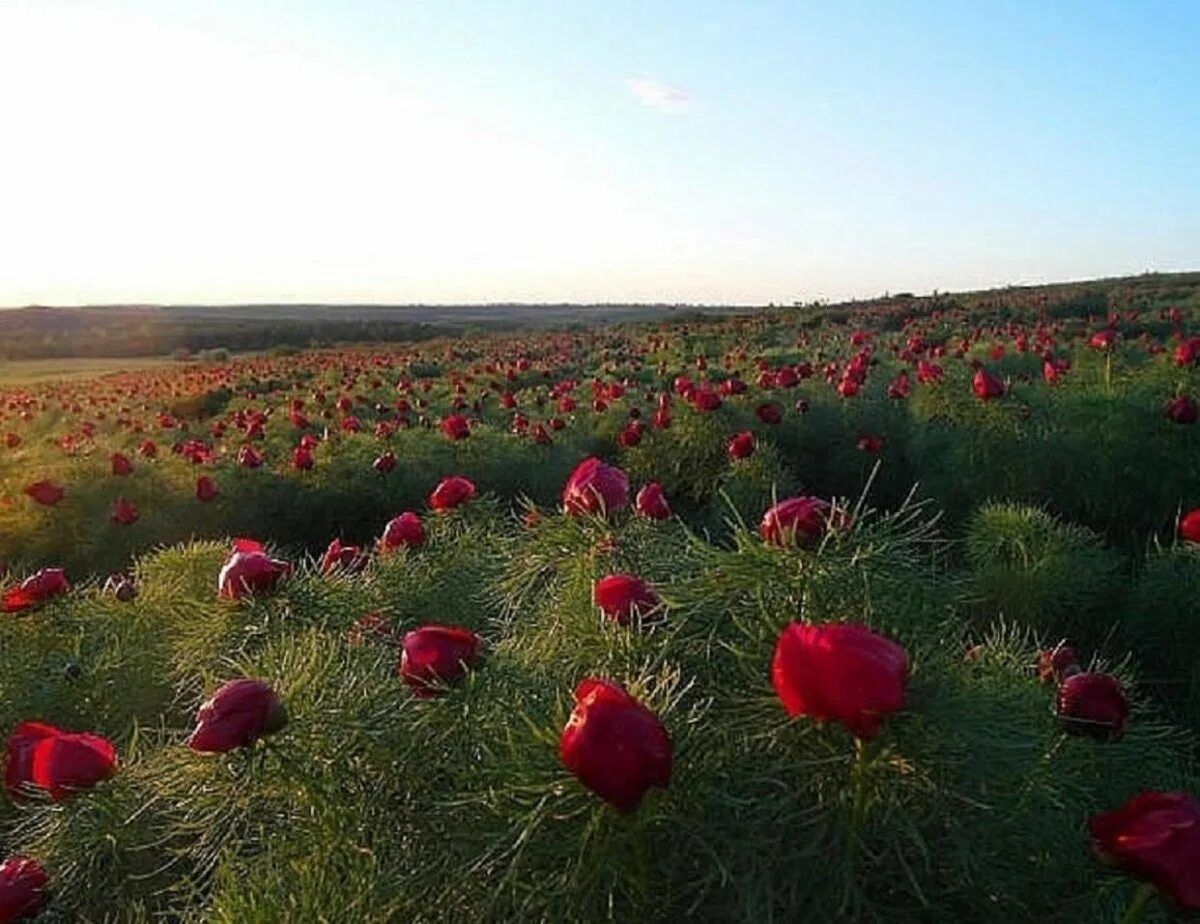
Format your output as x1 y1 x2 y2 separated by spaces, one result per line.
320 538 368 575
1089 791 1200 909
756 402 783 425
373 451 396 474
2 569 68 614
440 414 471 441
560 678 671 813
379 511 426 551
110 497 139 526
110 452 133 476
857 434 885 454
594 574 661 626
23 481 64 507
196 475 219 503
0 855 48 922
1180 508 1200 544
728 431 756 461
217 540 292 600
187 679 288 753
635 482 671 520
428 475 476 511
237 445 264 468
399 625 480 696
292 445 315 470
562 457 629 516
1056 672 1129 740
760 496 842 547
4 721 117 802
138 439 158 458
772 622 909 739
1089 329 1118 351
972 368 1005 401
1166 394 1198 425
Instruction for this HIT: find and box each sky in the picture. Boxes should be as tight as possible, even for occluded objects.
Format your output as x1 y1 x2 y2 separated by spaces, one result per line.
0 0 1197 306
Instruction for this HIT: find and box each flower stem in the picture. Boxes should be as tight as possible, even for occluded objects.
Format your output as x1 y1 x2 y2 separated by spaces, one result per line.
851 737 869 835
1118 883 1157 924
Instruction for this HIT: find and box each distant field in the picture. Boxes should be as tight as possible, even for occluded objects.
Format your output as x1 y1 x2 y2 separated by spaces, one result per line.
0 355 177 384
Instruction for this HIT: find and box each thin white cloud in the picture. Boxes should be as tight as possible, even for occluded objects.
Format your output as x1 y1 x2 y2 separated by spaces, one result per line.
625 76 691 113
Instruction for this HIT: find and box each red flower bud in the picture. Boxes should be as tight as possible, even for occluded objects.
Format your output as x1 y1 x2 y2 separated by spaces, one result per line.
217 540 292 600
562 457 629 517
0 856 48 922
188 679 288 753
594 574 660 626
772 622 909 740
560 678 671 813
1089 791 1200 909
379 511 426 551
1056 672 1129 740
399 625 480 697
634 482 671 520
428 476 476 511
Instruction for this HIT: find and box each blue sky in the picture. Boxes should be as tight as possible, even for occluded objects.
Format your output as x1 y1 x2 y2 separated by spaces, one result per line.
0 0 1196 304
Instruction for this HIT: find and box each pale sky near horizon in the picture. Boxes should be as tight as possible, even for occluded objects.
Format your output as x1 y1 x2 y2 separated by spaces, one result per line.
0 1 1197 306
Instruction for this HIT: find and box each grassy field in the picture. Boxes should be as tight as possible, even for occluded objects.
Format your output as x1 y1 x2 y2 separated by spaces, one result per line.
0 355 178 385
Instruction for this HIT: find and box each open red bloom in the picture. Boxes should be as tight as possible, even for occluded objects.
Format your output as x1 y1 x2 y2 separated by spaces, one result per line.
320 538 367 575
4 721 117 802
560 678 672 813
217 540 292 600
399 625 480 696
379 511 426 551
292 445 315 470
1090 791 1200 909
760 496 842 547
196 475 219 502
440 414 471 441
728 431 756 461
1056 672 1129 740
634 482 671 520
110 497 139 526
428 476 476 511
110 452 133 476
772 622 909 740
562 457 629 516
594 574 660 626
972 368 1005 400
23 481 64 507
373 451 396 474
237 445 265 468
0 855 48 922
188 679 288 753
1180 508 1200 544
2 569 68 614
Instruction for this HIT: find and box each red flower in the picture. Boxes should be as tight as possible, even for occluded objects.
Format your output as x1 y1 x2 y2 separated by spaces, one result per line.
379 512 426 551
594 574 660 626
399 625 480 696
756 403 783 425
972 368 1005 400
2 569 68 614
23 481 64 507
429 476 476 511
760 496 841 547
4 721 117 802
562 457 629 516
1056 672 1129 740
237 445 264 468
0 855 48 922
1089 329 1118 350
1089 791 1200 909
110 497 139 526
187 679 288 753
440 414 471 441
110 452 133 476
887 372 911 399
373 451 396 474
1036 644 1080 685
728 431 756 461
138 439 158 458
634 482 671 520
1166 395 1198 425
772 622 909 739
560 678 671 813
196 475 219 503
856 434 885 454
292 445 315 470
320 538 367 575
217 540 292 600
1180 508 1200 544
3 433 21 450
692 389 722 411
